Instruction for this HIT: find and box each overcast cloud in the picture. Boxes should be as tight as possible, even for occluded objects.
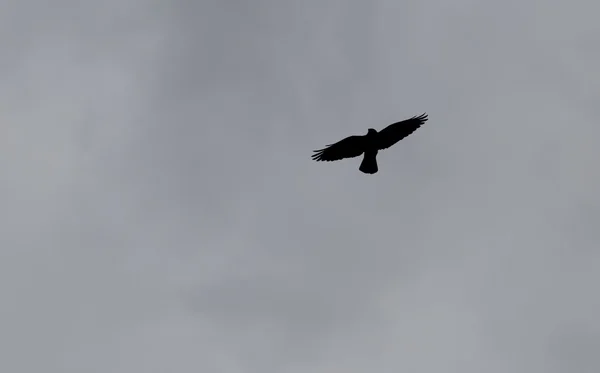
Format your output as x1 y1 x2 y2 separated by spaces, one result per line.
1 0 599 372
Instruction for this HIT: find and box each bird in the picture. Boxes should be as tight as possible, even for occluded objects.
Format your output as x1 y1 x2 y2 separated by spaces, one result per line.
311 113 428 174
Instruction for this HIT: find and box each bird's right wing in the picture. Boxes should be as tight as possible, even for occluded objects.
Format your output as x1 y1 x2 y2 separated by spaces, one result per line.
311 135 366 162
376 113 428 150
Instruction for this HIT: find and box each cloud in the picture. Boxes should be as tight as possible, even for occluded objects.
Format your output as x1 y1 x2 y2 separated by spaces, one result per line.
1 0 599 372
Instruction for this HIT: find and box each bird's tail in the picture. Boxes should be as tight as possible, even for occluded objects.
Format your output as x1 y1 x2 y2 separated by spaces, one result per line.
359 152 378 174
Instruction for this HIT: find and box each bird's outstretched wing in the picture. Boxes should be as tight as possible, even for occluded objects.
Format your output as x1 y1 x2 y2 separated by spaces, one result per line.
312 135 366 162
376 113 428 150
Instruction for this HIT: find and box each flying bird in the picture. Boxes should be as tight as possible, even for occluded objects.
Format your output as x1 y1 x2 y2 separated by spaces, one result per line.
311 113 428 174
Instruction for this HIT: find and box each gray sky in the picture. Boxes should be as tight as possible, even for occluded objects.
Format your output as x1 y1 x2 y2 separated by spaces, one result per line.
2 0 600 372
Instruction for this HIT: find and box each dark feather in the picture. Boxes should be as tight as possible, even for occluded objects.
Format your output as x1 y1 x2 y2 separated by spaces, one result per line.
375 113 427 150
311 135 366 162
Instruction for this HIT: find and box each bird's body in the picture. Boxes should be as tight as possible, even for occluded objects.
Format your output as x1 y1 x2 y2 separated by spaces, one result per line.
312 113 428 174
359 129 379 174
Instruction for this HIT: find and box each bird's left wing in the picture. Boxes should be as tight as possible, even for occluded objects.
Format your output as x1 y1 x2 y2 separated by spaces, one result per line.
312 135 366 162
376 113 428 150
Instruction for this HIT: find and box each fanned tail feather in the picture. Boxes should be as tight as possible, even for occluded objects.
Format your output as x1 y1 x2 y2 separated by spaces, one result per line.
359 152 378 174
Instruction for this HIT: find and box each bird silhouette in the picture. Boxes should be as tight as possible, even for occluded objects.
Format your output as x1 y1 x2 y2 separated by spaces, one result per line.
311 113 428 174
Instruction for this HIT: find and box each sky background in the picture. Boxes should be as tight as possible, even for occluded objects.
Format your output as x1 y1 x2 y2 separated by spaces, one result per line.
2 0 600 372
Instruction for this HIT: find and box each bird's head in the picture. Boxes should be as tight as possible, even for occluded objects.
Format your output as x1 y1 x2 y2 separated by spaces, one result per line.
367 128 377 135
